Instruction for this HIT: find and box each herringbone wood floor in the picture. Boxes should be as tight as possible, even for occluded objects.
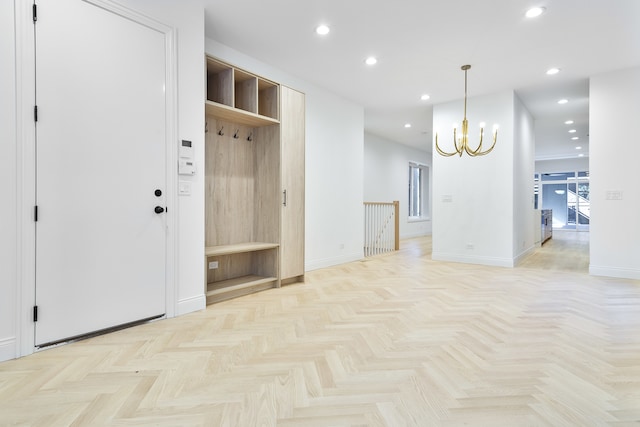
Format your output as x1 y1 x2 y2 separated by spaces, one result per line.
2 233 640 426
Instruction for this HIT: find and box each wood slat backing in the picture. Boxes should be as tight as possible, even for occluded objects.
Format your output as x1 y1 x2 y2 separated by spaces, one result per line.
205 118 256 246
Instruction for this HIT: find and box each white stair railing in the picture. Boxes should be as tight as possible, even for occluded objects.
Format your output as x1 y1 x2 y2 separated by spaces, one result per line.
364 201 399 257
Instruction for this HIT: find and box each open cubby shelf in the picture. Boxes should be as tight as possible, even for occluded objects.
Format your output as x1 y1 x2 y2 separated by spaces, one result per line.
206 57 279 122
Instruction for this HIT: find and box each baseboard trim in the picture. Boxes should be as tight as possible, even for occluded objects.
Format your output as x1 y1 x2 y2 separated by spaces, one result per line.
305 252 363 272
176 294 206 316
432 252 514 268
514 245 537 266
0 337 17 362
589 265 640 280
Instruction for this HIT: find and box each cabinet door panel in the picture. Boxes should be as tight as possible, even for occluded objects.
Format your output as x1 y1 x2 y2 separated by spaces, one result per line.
280 87 305 280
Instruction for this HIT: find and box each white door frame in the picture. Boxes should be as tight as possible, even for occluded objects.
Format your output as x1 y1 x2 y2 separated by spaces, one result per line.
15 0 178 357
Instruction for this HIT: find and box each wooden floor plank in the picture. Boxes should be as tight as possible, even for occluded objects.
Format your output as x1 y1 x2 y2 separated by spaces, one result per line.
1 232 640 426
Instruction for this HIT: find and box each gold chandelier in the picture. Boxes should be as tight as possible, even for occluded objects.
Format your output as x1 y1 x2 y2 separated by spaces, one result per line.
435 65 498 157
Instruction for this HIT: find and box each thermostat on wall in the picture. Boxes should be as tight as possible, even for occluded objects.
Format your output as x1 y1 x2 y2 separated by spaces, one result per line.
179 139 193 159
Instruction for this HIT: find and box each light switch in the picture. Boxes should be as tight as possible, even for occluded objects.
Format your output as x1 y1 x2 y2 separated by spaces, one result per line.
606 190 623 200
179 181 191 196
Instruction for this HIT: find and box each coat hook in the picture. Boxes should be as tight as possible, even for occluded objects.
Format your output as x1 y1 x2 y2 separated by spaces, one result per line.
233 129 239 139
217 126 224 136
247 132 253 142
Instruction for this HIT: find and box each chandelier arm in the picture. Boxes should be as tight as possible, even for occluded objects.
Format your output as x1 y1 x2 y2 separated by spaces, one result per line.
476 129 498 156
435 142 459 157
465 127 484 155
453 127 464 155
435 133 459 157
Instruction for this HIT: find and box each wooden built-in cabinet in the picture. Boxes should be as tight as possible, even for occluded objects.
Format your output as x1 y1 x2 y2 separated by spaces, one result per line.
204 56 305 304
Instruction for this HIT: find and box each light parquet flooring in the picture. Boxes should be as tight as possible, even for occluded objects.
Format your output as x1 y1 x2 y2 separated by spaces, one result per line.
518 230 590 272
2 235 640 426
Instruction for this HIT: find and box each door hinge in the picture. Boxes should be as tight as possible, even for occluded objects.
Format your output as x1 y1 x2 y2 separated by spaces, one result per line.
34 205 38 222
34 105 38 122
32 4 37 23
33 306 38 322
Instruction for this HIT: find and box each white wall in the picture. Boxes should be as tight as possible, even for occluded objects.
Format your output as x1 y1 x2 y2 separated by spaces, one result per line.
364 132 432 238
204 39 365 271
513 93 536 262
432 90 518 267
589 66 640 279
1 0 17 361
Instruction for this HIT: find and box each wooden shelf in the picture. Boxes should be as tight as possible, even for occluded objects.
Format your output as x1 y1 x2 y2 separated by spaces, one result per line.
258 78 279 119
205 101 279 127
206 275 277 304
205 242 279 257
206 59 233 107
205 56 280 126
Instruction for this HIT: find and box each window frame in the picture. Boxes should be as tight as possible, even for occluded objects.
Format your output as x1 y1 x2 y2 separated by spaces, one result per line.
408 161 430 221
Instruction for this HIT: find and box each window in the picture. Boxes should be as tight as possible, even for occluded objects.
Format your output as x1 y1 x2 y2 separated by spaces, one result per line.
409 162 429 218
536 169 590 231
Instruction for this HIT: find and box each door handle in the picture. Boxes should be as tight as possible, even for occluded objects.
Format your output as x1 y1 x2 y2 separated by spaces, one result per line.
154 206 165 214
283 189 287 207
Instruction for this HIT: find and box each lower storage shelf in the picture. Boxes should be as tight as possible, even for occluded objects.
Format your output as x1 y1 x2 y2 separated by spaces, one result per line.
205 242 279 304
206 275 278 304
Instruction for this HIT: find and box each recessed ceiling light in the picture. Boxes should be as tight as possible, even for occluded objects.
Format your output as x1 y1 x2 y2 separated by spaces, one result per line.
546 68 560 75
404 123 412 128
569 129 577 133
315 25 330 35
565 120 574 124
576 146 582 150
526 7 546 18
420 94 430 101
578 153 585 157
572 136 579 140
365 56 377 66
558 99 569 104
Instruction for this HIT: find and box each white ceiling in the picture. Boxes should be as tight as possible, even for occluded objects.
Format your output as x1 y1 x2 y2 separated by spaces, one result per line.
204 0 640 160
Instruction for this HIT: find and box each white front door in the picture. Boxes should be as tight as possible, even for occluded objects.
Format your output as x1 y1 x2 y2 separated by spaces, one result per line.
34 0 167 346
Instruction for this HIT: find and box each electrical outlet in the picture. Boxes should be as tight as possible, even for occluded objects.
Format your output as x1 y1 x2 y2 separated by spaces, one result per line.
466 243 474 250
208 261 219 269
